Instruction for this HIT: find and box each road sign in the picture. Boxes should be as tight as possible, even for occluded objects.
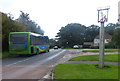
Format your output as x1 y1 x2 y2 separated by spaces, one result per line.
98 7 110 23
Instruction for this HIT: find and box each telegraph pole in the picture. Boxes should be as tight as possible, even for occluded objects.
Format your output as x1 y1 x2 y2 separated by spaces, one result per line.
97 7 110 68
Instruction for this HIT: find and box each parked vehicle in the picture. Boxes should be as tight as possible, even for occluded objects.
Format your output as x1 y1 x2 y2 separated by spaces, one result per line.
54 46 58 49
73 45 79 49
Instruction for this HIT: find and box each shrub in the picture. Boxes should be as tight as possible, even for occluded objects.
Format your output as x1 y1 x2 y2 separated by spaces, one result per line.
90 46 99 49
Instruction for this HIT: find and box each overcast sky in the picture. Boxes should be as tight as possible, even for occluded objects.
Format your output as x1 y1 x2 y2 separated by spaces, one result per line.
0 0 119 38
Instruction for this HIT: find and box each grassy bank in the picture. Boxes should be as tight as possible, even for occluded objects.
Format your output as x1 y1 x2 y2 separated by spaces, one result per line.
82 49 119 52
54 63 118 79
69 54 119 62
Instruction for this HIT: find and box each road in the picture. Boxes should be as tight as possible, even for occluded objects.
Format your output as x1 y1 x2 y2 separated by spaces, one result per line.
2 49 67 80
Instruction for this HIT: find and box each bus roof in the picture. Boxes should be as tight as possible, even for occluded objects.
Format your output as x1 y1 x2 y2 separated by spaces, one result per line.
30 32 43 37
9 32 48 37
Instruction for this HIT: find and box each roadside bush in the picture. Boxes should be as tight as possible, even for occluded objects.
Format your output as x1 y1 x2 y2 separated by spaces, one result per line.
90 46 99 49
105 45 116 49
90 45 117 49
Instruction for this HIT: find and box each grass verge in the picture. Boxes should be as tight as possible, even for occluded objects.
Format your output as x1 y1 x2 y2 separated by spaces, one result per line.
54 63 118 79
82 49 119 52
69 54 119 62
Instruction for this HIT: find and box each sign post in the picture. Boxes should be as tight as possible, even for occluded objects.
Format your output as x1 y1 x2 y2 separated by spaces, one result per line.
97 7 110 68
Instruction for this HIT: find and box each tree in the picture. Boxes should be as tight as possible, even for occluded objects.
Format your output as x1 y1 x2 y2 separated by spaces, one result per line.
105 23 116 36
56 23 86 48
112 28 120 48
2 12 25 51
17 11 44 35
104 23 120 48
85 25 99 42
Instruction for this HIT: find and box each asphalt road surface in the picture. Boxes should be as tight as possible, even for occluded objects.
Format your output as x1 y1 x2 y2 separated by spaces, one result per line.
2 49 67 80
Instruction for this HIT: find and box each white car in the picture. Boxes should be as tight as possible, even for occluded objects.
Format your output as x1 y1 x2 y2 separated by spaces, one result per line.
54 46 58 49
73 45 79 49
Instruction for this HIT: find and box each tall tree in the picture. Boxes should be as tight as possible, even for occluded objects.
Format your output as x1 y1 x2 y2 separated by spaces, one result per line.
56 23 86 48
17 11 44 35
84 25 99 42
105 23 116 36
112 28 120 48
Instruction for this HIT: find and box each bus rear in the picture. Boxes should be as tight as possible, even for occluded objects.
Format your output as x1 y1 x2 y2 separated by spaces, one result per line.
9 32 30 54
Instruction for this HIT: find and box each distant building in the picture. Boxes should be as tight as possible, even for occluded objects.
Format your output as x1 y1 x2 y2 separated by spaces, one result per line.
94 33 112 46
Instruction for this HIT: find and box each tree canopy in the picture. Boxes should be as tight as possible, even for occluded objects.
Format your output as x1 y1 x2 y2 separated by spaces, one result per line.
17 11 44 35
56 23 86 48
105 23 116 36
85 25 99 42
112 27 120 47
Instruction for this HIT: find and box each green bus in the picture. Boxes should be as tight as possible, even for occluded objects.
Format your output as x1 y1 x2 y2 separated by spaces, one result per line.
9 32 50 55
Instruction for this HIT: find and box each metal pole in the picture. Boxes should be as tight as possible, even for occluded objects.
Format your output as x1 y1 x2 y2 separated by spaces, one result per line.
99 22 105 68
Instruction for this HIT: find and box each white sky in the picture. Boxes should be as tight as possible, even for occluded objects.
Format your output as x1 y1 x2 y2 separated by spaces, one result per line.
0 0 119 38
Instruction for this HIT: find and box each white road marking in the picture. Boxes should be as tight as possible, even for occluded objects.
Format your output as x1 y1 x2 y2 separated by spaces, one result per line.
6 58 32 66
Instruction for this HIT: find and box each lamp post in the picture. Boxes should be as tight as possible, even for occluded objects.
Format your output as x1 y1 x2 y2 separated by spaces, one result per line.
97 7 110 68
